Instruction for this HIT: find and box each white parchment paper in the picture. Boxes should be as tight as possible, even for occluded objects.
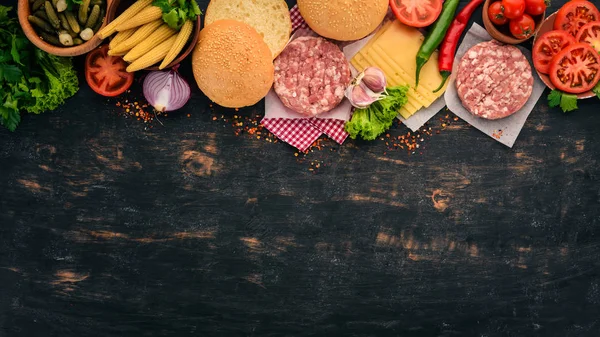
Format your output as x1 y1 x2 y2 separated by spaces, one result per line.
444 23 545 148
342 19 447 132
264 28 364 122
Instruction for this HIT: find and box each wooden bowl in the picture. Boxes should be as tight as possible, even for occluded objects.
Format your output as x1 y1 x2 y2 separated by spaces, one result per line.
532 12 595 99
105 0 201 70
18 0 111 56
482 0 545 44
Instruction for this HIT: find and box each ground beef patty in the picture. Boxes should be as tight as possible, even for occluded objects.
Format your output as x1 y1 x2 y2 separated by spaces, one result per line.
456 40 533 120
273 36 351 116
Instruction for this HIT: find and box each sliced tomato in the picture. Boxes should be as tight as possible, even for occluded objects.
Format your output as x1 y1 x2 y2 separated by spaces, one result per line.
85 45 134 97
553 0 600 37
533 30 576 74
576 21 600 53
549 43 600 94
389 0 443 28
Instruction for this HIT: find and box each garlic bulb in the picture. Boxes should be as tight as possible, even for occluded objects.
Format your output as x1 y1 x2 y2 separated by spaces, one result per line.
361 67 387 94
345 84 375 109
345 66 388 109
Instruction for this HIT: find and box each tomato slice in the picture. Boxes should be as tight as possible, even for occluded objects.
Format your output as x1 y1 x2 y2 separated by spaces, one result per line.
549 43 600 94
576 21 600 53
389 0 443 28
532 30 576 75
85 45 134 97
553 0 600 37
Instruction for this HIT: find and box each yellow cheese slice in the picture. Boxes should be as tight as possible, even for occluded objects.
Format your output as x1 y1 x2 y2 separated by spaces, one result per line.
358 49 430 108
371 21 446 94
352 52 423 117
350 19 449 118
399 106 415 119
349 20 392 74
358 20 394 57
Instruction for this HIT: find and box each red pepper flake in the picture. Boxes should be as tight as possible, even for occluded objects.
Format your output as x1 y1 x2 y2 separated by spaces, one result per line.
110 91 164 129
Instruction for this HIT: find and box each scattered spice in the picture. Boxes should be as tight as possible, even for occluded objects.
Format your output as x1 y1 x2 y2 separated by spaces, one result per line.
112 90 164 130
209 109 279 143
208 106 466 160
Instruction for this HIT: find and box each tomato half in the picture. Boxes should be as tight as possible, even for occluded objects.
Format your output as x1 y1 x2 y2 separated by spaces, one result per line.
488 1 508 26
501 0 525 20
576 21 600 53
553 0 600 37
533 30 576 74
389 0 443 28
509 14 535 39
549 43 600 94
85 45 134 97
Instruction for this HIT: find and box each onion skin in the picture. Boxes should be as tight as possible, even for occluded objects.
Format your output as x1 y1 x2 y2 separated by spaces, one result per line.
143 68 191 112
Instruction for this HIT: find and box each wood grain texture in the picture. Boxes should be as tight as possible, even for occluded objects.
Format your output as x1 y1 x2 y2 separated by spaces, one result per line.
1 1 600 336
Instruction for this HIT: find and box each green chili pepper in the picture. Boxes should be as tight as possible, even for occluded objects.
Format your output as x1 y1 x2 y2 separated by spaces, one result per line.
415 0 460 88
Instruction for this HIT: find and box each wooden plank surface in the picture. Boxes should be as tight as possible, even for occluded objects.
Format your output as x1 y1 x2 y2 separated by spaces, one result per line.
1 0 599 336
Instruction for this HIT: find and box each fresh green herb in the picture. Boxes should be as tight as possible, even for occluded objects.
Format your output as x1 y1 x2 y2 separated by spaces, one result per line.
0 6 78 131
345 85 409 141
152 0 201 30
593 82 600 100
548 89 578 113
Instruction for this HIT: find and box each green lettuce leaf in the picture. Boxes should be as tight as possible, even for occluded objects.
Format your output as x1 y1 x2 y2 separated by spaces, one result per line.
344 85 409 141
25 54 78 114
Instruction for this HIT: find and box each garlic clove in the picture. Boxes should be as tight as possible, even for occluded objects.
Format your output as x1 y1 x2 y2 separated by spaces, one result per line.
346 83 378 109
362 67 387 94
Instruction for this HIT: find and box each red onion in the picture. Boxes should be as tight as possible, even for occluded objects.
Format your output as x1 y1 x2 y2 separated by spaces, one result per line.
143 67 191 112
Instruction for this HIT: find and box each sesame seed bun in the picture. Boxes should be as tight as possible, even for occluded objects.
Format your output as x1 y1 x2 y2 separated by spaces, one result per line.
297 0 388 41
204 0 291 59
192 20 274 108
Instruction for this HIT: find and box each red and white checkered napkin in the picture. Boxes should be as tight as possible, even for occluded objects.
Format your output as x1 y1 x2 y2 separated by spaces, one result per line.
289 4 309 32
260 5 351 152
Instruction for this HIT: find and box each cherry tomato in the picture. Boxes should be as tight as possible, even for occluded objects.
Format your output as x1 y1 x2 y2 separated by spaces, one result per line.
501 0 525 20
85 45 134 97
524 0 546 16
575 21 600 53
488 1 508 26
389 0 443 28
554 0 600 37
532 30 576 74
549 43 600 94
509 14 535 39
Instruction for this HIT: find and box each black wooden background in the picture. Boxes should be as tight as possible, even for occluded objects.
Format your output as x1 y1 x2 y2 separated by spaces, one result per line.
2 0 600 336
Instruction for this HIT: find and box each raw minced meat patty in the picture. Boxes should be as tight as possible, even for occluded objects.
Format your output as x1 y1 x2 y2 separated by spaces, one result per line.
273 36 351 117
456 40 533 120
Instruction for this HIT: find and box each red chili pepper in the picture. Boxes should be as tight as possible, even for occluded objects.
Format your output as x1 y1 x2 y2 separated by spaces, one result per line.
433 0 485 93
